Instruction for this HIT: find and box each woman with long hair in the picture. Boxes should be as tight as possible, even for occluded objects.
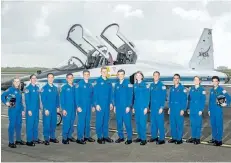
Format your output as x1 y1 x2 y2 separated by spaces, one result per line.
1 77 26 148
132 71 150 145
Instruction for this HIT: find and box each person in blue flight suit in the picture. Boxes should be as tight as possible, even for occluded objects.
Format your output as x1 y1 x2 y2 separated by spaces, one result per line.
94 67 114 144
132 71 150 145
75 70 95 145
41 73 60 145
186 76 206 145
207 76 231 146
114 69 133 145
149 71 167 145
25 74 43 146
60 73 76 144
1 77 26 148
168 74 187 145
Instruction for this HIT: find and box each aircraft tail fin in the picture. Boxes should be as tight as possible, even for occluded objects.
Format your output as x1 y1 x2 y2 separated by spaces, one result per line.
189 28 214 70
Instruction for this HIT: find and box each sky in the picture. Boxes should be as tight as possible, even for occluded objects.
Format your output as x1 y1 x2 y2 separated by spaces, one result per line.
1 0 231 68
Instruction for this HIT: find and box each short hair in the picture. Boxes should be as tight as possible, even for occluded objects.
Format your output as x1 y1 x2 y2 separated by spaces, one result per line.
212 76 220 82
83 70 90 74
173 73 181 79
101 67 108 72
135 71 144 80
30 74 36 79
47 73 54 77
194 76 201 80
66 73 73 78
117 69 125 74
153 71 160 76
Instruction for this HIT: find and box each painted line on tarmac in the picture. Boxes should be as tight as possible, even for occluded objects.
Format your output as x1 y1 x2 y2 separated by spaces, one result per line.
1 114 231 148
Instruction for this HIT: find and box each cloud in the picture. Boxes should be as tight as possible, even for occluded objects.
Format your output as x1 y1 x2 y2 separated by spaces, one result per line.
113 4 144 18
172 7 211 22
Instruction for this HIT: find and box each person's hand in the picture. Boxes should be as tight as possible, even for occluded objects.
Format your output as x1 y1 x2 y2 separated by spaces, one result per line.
96 105 101 111
126 107 130 113
6 102 10 107
159 108 163 114
22 111 25 117
199 111 202 116
110 104 113 110
77 107 82 112
62 110 67 116
28 111 32 116
45 110 49 116
144 108 148 115
180 110 184 116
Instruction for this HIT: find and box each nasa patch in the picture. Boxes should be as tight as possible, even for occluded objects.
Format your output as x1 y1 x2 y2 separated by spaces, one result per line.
67 88 70 91
222 90 227 94
15 91 18 94
146 84 150 89
48 89 51 92
128 84 133 88
183 89 187 93
84 85 86 88
25 89 29 93
162 86 166 90
101 82 104 85
75 84 79 88
202 91 206 95
117 86 119 89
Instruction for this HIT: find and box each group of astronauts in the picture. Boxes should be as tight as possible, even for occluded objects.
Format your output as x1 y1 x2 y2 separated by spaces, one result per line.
1 67 231 149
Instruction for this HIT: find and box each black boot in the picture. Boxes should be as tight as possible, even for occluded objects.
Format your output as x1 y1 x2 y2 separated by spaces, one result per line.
133 138 142 143
67 137 76 142
115 138 125 143
148 137 158 143
103 137 114 143
97 138 105 144
44 140 50 145
50 138 59 143
26 141 35 146
194 139 200 145
186 138 195 143
62 139 69 144
84 137 95 142
8 143 17 148
156 140 165 145
140 140 147 145
125 140 132 145
168 139 176 143
175 140 183 144
15 140 26 145
76 139 86 145
214 141 222 146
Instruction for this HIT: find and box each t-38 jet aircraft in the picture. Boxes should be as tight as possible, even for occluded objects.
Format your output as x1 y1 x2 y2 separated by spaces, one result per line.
1 23 230 92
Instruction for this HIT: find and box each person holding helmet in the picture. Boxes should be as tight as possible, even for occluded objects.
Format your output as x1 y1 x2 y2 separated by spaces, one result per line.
1 77 26 148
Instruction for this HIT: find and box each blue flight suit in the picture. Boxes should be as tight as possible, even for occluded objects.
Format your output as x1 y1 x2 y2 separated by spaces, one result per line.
208 86 231 141
93 76 113 139
41 83 60 141
25 84 40 142
75 80 94 140
1 87 24 143
150 81 167 141
188 86 206 139
114 79 133 140
133 81 150 141
169 83 187 141
60 84 76 140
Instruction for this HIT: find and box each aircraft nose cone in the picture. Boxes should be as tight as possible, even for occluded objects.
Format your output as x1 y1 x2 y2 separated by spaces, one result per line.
1 80 12 91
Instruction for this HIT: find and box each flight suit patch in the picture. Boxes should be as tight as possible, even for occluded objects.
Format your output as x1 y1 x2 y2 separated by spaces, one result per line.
75 84 79 88
146 84 150 88
101 82 104 85
25 89 29 93
84 85 86 88
183 89 187 93
223 90 227 94
202 91 206 94
15 91 18 94
40 88 44 92
48 89 51 92
128 84 133 87
162 86 166 90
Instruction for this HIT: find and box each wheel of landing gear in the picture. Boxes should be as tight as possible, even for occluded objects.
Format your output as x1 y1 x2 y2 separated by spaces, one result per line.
57 112 62 126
